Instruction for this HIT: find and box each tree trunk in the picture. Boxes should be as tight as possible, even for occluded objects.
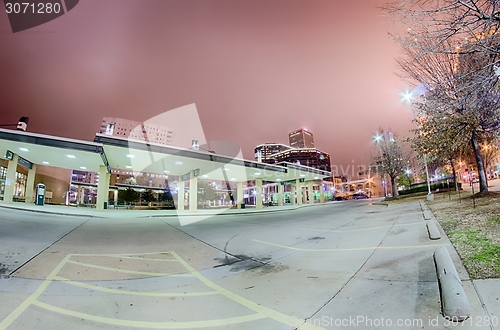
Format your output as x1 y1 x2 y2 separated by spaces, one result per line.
471 131 488 192
449 158 458 191
390 175 399 197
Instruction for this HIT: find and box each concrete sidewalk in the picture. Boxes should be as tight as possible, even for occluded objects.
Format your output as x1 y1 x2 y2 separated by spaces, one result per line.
420 199 499 329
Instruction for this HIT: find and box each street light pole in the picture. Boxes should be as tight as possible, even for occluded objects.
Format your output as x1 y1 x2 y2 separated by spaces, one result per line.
402 88 434 201
374 134 388 197
423 153 433 198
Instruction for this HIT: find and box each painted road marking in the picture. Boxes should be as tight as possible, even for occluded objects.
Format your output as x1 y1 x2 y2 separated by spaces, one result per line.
1 251 326 330
71 251 174 257
53 276 220 297
103 255 178 262
32 300 267 329
0 254 72 330
170 251 324 330
253 239 449 252
66 259 193 277
300 222 423 233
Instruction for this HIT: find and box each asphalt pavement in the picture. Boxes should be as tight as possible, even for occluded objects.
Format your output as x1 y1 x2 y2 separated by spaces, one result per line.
0 199 498 329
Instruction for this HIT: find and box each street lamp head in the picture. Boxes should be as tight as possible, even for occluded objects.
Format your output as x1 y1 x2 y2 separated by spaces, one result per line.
401 89 413 104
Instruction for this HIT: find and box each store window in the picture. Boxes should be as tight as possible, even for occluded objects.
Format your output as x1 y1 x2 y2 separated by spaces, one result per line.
0 166 6 195
0 167 27 197
14 172 27 197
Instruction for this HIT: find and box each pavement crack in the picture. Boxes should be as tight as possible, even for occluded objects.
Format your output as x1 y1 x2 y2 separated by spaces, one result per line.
471 280 496 330
4 218 91 278
303 204 408 322
158 219 267 268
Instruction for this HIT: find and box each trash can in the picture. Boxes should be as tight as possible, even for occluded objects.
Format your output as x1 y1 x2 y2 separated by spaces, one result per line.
240 204 245 209
35 183 46 206
103 201 107 210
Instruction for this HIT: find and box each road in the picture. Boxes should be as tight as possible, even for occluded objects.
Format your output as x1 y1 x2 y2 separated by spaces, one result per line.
0 200 489 329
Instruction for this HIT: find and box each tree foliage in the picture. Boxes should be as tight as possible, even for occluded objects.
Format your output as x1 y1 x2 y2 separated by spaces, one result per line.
197 181 218 202
371 130 414 197
119 188 138 205
383 0 500 192
143 189 155 208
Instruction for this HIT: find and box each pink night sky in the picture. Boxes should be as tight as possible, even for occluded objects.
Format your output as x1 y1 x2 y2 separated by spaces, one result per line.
0 0 415 176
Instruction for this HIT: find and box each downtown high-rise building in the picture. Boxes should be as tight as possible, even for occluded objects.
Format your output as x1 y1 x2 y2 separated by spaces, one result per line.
254 143 293 162
255 128 331 173
267 148 331 172
99 117 173 146
288 128 314 148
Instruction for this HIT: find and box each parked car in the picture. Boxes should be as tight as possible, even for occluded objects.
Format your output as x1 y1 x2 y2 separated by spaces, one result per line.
352 193 369 199
334 195 347 201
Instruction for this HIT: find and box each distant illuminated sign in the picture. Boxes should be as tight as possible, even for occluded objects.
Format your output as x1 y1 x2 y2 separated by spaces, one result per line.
18 156 33 169
5 150 13 160
181 168 201 181
104 123 115 136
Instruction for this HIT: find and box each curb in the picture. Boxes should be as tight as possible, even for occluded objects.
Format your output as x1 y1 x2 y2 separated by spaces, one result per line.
0 201 334 219
420 200 433 220
0 204 105 218
433 247 470 321
371 202 389 206
426 220 441 240
419 200 426 212
143 205 306 218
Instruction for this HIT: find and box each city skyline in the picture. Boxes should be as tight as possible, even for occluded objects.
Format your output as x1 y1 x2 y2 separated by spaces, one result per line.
0 0 415 174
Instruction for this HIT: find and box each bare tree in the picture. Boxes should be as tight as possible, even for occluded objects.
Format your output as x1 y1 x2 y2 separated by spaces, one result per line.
382 0 500 59
382 0 500 192
372 130 414 197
